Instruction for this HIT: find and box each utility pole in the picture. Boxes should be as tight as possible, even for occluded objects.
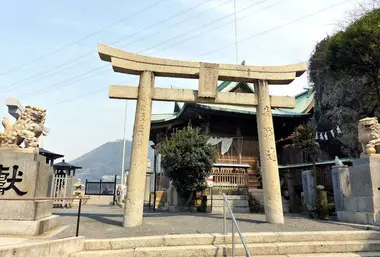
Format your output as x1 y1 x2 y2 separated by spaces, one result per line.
233 0 239 64
120 100 128 200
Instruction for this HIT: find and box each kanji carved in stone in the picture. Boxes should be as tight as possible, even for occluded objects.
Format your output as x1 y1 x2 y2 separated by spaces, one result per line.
266 147 277 161
262 105 271 116
264 127 274 139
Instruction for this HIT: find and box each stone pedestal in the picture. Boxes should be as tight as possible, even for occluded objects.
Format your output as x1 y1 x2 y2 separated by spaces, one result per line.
301 170 315 210
285 171 297 213
144 171 153 207
331 165 350 211
335 155 380 225
0 149 59 236
167 183 185 212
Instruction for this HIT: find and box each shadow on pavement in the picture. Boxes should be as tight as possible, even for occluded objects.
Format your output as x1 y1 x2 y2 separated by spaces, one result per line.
57 210 268 225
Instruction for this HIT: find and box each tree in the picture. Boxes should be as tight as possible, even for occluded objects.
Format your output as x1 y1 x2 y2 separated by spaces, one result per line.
293 123 322 217
326 9 380 114
338 0 380 28
160 124 217 207
308 4 380 157
293 123 319 167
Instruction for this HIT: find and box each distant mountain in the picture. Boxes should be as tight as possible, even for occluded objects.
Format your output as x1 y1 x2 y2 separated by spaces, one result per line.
71 140 154 182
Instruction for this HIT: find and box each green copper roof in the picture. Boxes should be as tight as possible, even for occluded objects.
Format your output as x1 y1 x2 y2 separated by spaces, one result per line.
151 82 315 123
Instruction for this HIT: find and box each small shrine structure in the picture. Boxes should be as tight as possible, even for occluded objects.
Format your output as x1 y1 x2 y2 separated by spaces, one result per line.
51 159 82 208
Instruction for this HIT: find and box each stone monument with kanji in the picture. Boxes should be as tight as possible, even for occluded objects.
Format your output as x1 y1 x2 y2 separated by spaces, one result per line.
0 98 59 236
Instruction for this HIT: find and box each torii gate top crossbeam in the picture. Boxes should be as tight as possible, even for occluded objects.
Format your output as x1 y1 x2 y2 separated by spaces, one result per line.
98 43 306 85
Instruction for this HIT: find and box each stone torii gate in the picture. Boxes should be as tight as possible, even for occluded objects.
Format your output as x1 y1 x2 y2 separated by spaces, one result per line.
98 43 306 227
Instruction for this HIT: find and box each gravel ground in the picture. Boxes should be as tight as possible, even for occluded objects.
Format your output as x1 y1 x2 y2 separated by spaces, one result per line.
53 205 366 239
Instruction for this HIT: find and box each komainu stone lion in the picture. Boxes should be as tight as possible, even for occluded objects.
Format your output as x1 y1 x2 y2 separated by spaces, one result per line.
358 117 380 155
0 105 46 148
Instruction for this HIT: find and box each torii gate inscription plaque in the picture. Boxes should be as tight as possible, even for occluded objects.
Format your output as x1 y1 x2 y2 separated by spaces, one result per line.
98 43 306 227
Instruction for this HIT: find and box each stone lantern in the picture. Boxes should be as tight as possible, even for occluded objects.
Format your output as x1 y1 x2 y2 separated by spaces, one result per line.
144 159 153 207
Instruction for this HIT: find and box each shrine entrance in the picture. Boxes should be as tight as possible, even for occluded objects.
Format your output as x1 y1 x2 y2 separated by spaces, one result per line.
98 43 306 227
211 163 250 195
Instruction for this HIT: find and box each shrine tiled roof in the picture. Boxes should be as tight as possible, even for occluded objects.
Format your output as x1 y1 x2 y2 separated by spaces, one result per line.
53 160 82 170
39 148 64 159
151 81 315 123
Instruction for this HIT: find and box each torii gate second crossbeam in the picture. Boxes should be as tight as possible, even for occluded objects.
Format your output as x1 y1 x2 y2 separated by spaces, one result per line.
98 43 306 227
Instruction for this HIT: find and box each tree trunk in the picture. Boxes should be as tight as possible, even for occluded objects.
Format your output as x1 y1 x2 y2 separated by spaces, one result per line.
185 190 194 207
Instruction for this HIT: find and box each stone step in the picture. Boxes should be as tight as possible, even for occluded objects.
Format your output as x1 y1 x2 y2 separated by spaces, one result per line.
209 199 249 207
233 240 380 256
211 206 250 214
237 253 380 257
249 189 264 194
250 192 264 198
212 195 249 200
71 240 380 257
83 231 380 251
284 253 380 257
249 190 264 201
208 195 250 213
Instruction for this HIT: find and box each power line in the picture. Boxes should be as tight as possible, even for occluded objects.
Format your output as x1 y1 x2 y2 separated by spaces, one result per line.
198 0 353 58
19 0 269 97
111 0 221 47
0 0 169 76
45 0 352 108
233 0 239 64
155 0 282 54
0 56 94 93
23 66 107 97
47 87 107 108
0 0 219 92
47 79 133 108
116 0 232 50
135 0 270 54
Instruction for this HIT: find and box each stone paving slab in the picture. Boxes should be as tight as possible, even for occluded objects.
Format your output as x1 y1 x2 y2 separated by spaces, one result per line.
51 205 372 239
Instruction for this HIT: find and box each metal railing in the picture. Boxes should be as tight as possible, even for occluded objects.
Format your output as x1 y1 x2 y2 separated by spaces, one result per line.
0 196 89 237
222 193 251 257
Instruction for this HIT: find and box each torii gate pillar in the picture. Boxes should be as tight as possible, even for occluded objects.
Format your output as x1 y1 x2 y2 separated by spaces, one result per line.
98 43 306 227
123 71 154 227
255 80 284 223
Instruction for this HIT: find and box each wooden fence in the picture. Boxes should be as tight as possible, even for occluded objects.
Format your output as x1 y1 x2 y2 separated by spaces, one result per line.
211 166 248 189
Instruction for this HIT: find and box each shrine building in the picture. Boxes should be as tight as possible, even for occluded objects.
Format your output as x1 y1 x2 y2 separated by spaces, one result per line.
149 79 315 195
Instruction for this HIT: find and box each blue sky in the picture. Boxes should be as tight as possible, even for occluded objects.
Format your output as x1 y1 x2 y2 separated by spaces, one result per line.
0 0 359 160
